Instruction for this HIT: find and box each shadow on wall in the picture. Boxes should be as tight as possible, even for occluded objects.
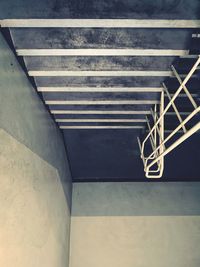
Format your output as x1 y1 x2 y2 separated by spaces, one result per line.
0 32 72 206
72 182 200 216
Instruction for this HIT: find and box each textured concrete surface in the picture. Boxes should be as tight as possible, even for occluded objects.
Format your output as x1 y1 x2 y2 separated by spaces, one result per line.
34 76 167 88
24 56 175 71
0 130 70 267
0 32 72 267
14 26 191 97
72 182 200 216
11 28 193 49
1 0 200 19
70 182 200 267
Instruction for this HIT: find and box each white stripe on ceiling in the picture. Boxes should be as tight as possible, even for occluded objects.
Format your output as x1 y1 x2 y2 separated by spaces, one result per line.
59 125 145 129
2 19 200 28
38 87 163 92
17 49 189 56
51 110 152 114
56 119 146 122
29 70 173 77
45 100 159 105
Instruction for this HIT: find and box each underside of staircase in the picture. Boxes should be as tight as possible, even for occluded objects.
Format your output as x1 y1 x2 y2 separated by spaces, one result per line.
1 0 200 181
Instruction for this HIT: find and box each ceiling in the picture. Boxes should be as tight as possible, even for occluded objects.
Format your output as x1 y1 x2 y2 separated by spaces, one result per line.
1 0 200 181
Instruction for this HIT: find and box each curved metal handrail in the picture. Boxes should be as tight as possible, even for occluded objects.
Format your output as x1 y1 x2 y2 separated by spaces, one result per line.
138 56 200 178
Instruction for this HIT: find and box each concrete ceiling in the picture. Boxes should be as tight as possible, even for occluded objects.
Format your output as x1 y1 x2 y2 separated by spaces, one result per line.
1 0 200 19
1 0 200 181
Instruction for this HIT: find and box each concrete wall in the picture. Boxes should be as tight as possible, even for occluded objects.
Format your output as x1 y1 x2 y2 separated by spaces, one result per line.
70 182 200 267
0 32 72 267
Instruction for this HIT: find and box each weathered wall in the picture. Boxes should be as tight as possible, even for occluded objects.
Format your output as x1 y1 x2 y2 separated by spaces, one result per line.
70 182 200 267
0 32 72 267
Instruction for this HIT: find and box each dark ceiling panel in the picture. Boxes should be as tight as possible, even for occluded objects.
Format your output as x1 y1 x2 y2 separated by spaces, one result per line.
47 104 157 111
34 76 167 87
11 28 193 50
63 130 200 181
41 92 160 101
1 0 200 19
24 56 176 71
63 129 144 180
